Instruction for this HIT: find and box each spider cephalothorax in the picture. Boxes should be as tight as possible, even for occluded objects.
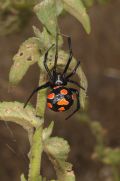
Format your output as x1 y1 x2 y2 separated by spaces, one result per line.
52 73 67 86
24 34 85 120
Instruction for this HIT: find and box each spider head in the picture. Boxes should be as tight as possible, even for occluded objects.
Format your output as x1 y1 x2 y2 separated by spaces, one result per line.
53 73 67 86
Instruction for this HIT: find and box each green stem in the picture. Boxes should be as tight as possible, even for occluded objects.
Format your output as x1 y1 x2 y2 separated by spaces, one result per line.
28 73 48 181
28 126 43 181
36 73 48 117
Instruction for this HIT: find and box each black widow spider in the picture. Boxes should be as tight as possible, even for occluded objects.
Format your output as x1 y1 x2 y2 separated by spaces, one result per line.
24 33 85 120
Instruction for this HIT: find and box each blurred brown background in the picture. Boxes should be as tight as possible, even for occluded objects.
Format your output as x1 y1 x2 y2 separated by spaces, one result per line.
0 0 120 180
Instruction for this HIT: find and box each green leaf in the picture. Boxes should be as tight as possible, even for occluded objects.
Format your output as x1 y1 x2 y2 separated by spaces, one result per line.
62 0 91 33
34 0 57 36
44 136 75 181
44 137 70 160
0 101 42 131
43 121 54 141
56 0 64 15
103 148 120 165
9 37 40 85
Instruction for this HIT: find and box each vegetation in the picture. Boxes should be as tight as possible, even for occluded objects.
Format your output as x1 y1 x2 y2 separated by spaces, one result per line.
0 0 119 181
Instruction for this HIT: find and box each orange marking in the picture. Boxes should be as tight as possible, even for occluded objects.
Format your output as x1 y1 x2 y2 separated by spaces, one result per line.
47 93 55 99
58 107 65 111
60 89 68 95
57 99 69 106
47 103 53 108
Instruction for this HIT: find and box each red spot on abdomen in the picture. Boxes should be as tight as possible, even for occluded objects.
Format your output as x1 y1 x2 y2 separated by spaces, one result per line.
47 103 53 108
57 99 69 106
58 107 65 111
60 89 68 95
47 93 55 99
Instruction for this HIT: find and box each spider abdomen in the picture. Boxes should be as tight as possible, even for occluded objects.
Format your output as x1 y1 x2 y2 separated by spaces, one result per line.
47 86 74 112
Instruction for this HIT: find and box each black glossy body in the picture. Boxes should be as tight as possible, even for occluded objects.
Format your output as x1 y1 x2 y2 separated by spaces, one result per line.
47 86 74 112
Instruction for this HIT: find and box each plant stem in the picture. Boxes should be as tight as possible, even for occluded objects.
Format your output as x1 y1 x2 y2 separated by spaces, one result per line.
28 73 48 181
36 73 48 117
28 126 43 181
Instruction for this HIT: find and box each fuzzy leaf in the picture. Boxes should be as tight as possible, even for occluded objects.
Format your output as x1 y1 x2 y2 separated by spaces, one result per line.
43 121 54 141
44 136 75 180
44 137 70 160
62 0 91 33
9 37 40 85
34 0 57 36
0 101 42 131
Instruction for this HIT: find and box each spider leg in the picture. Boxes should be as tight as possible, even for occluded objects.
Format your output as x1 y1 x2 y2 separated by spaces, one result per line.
66 60 80 79
63 35 73 75
68 79 85 90
24 82 50 108
53 33 58 75
44 44 55 81
65 88 80 120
